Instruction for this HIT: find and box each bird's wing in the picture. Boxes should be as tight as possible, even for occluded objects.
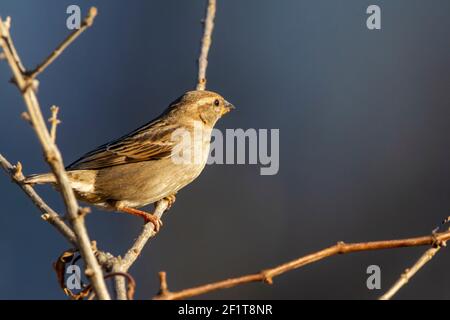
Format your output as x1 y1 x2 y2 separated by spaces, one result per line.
66 119 180 170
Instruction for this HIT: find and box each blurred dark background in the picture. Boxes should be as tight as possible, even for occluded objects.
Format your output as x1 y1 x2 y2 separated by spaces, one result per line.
0 0 449 299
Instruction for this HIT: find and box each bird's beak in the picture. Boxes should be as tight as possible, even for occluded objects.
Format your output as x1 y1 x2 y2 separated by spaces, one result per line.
221 100 235 116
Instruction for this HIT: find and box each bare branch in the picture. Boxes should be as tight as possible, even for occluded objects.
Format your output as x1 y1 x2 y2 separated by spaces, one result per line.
25 7 98 79
0 16 26 73
113 268 127 300
0 12 110 300
379 240 445 300
105 272 136 300
121 200 169 270
196 0 216 90
154 230 450 300
84 272 136 300
0 154 76 245
113 199 169 300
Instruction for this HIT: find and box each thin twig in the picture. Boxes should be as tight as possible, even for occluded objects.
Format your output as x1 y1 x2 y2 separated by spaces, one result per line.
154 230 450 300
48 105 60 143
379 244 445 300
0 12 110 300
1 17 25 73
196 0 216 90
0 154 77 245
113 199 169 300
25 7 98 80
121 200 169 270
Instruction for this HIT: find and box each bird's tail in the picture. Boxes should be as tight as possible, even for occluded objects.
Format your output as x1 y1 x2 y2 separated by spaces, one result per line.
24 173 57 185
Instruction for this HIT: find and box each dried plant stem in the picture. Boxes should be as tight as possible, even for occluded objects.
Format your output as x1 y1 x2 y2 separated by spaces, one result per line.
379 245 443 300
154 230 450 300
0 10 110 300
196 0 216 90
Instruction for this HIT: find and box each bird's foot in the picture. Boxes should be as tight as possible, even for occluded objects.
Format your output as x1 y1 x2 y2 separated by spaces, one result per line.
142 212 163 232
118 206 163 233
164 194 177 210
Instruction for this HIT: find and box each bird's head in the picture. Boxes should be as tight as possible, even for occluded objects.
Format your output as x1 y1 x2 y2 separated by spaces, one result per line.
167 90 234 127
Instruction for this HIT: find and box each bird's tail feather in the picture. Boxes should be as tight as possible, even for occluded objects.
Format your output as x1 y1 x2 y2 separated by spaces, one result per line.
24 173 57 185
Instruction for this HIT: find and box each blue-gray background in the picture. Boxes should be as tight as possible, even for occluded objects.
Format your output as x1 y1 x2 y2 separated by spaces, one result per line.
0 0 449 299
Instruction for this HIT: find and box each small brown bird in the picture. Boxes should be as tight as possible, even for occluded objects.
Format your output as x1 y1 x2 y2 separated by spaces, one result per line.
25 90 234 231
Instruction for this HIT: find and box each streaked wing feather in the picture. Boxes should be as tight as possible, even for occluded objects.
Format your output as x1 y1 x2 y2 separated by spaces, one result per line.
67 119 178 170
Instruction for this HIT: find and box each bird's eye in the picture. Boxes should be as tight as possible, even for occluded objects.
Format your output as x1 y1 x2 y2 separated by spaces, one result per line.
214 99 220 107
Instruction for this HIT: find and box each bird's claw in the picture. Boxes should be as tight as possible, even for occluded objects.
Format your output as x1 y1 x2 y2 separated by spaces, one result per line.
164 194 177 210
144 213 163 232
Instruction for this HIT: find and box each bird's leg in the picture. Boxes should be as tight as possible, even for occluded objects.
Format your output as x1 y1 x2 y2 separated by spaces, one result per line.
118 207 163 232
